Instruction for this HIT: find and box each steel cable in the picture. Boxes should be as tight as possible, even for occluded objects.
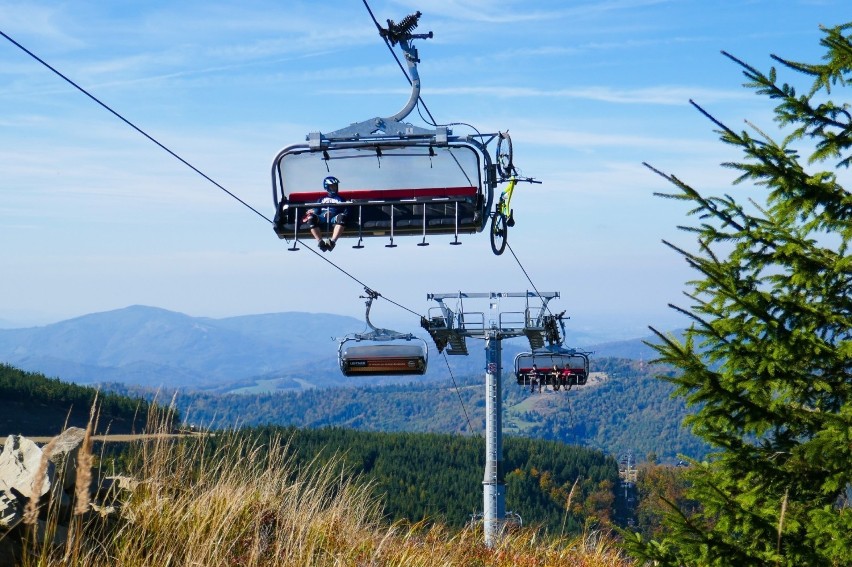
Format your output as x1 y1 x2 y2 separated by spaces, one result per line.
507 241 554 317
442 352 478 436
0 29 270 225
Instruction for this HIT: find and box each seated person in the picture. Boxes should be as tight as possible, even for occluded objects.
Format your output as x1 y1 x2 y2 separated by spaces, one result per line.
529 364 539 392
303 176 348 252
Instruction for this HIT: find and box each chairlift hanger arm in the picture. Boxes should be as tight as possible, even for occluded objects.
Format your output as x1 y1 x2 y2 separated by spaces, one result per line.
346 287 418 342
543 311 568 347
361 287 382 333
377 11 432 123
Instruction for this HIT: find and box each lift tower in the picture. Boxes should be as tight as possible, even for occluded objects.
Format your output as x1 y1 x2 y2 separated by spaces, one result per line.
423 291 560 547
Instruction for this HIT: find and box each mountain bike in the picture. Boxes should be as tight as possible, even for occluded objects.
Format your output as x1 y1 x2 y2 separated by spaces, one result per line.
490 132 540 255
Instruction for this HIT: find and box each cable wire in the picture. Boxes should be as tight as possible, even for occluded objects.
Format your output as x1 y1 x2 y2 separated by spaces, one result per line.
361 1 492 435
0 29 271 225
442 352 477 436
506 241 554 317
361 3 554 327
361 0 554 319
299 241 424 318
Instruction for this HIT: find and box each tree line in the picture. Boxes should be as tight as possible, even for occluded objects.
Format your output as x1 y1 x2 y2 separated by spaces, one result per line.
106 356 708 463
0 363 171 435
206 425 620 534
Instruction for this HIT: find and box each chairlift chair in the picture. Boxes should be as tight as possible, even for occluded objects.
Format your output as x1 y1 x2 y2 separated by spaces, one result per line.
272 139 494 248
340 341 428 376
514 348 590 389
338 289 429 377
270 10 516 249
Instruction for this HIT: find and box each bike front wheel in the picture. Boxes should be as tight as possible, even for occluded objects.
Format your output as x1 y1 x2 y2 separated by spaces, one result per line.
490 213 508 255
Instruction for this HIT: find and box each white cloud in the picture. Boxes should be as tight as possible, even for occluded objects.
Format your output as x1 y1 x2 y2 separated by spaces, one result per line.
391 0 673 24
328 85 749 105
0 5 83 48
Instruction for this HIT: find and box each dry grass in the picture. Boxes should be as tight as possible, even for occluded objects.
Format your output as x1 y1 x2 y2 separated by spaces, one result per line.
18 403 633 567
23 436 57 526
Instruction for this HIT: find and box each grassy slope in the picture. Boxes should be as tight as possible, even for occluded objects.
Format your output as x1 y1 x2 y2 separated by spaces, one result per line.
11 423 633 567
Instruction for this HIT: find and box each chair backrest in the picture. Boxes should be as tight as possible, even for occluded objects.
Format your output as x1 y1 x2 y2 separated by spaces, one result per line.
287 185 477 204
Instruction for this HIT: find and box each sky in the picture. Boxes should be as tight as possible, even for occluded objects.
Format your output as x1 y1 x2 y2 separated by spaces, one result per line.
0 0 846 342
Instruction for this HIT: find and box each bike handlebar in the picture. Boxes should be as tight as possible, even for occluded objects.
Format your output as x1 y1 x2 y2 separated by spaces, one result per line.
501 176 541 185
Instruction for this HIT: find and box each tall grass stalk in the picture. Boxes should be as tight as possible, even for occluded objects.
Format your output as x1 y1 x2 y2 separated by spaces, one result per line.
73 392 97 516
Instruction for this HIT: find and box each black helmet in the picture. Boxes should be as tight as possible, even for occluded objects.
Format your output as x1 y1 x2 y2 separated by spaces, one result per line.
323 176 340 192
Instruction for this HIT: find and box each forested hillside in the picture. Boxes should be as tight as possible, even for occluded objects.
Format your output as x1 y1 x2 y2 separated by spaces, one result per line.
110 357 708 462
0 364 168 436
222 426 620 534
0 363 621 534
508 357 710 461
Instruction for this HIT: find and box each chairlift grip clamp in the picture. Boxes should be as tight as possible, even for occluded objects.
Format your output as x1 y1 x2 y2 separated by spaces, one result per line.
362 287 381 300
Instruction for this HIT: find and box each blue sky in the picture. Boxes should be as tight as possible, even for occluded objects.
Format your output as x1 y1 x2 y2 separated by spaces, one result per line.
0 0 845 342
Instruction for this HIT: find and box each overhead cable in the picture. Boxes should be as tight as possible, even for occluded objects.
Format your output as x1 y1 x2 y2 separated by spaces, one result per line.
443 352 477 436
507 242 554 317
0 29 270 225
300 243 423 318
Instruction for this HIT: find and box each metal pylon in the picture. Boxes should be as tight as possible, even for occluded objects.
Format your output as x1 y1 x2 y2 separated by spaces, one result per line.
423 291 560 547
482 332 504 546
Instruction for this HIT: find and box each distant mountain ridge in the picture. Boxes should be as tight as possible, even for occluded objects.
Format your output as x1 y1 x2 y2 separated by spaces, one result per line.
0 305 665 391
0 306 359 388
0 307 703 462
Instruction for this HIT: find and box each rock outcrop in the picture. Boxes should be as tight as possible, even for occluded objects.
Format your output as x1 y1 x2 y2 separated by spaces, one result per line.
0 430 133 567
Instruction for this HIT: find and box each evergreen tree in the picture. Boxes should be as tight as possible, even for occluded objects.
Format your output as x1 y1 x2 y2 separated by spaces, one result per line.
626 23 852 566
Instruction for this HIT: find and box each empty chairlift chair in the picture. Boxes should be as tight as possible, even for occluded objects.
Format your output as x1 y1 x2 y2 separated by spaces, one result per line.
338 289 429 377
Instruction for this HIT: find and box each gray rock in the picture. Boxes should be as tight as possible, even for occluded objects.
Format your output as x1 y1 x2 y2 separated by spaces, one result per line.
0 435 53 500
0 491 21 529
46 427 86 492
